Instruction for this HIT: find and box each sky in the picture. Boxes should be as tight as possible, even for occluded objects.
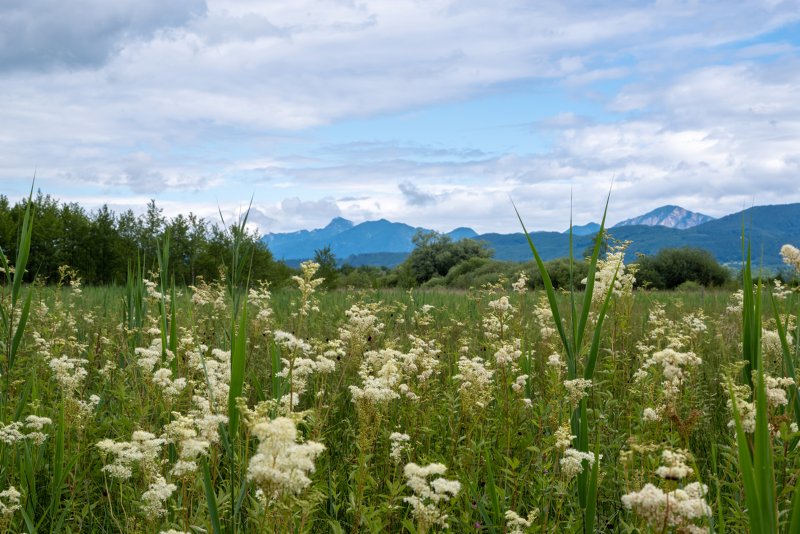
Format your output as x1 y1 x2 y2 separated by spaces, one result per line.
1 0 799 235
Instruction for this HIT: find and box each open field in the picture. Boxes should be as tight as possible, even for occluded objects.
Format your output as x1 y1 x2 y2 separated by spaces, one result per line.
2 202 800 533
1 261 800 533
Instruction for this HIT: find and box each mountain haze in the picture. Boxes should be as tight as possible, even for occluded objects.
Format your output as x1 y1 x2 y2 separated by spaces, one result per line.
261 203 800 270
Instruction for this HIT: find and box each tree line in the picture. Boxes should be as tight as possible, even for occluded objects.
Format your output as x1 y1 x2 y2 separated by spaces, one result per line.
0 193 293 286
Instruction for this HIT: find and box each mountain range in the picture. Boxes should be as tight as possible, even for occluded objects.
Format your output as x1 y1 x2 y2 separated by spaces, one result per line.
262 203 800 269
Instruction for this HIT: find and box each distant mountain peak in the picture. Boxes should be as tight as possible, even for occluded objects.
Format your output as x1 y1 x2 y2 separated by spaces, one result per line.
324 217 353 232
613 205 714 230
563 222 600 236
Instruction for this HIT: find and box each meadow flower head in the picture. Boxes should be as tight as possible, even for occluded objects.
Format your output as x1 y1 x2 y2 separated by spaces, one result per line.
560 448 599 479
0 486 21 517
403 462 461 531
780 244 800 272
141 476 177 517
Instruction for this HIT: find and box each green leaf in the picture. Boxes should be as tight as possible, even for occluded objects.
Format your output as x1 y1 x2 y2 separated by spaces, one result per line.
228 299 248 439
201 458 222 534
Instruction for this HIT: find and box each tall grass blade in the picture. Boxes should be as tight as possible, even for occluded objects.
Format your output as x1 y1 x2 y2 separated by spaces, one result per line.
228 299 248 439
201 458 222 534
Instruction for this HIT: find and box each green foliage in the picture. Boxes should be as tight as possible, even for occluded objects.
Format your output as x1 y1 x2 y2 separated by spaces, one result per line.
0 193 293 287
634 246 730 289
314 246 339 290
398 230 492 286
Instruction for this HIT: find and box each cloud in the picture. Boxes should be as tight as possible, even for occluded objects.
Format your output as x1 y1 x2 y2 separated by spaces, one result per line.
0 0 206 71
399 181 437 206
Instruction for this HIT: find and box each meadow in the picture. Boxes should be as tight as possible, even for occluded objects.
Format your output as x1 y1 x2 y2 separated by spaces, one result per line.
1 201 800 533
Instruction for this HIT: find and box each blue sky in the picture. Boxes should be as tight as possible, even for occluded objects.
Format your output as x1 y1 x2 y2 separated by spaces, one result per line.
1 1 799 233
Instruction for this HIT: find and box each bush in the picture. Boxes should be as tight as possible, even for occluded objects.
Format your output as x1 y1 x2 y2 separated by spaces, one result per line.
634 247 730 290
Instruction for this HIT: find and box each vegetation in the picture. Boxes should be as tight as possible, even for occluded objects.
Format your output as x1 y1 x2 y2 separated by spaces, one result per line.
634 247 732 290
2 194 800 532
0 193 293 287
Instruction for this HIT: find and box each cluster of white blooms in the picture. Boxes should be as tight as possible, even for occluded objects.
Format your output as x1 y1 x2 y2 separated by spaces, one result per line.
141 476 177 517
727 384 756 433
403 462 461 531
350 349 402 405
453 356 494 412
189 276 227 311
547 353 564 369
152 368 187 402
1 416 53 446
48 355 88 395
494 341 522 368
390 432 411 463
726 290 744 314
274 330 336 411
656 449 693 480
762 329 792 361
564 378 592 405
96 430 166 480
505 509 539 534
186 346 230 413
622 483 710 533
248 280 273 325
163 413 210 477
781 244 800 272
642 407 662 422
635 348 701 399
135 338 167 374
246 416 325 498
554 424 575 451
405 334 441 384
764 375 795 407
682 311 708 334
292 261 323 318
143 278 167 302
582 242 636 303
772 279 793 300
483 296 515 340
339 303 385 346
532 297 556 341
511 272 529 294
0 486 21 517
560 448 599 479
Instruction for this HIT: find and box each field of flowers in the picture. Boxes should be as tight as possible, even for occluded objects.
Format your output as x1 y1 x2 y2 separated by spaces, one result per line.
2 200 800 533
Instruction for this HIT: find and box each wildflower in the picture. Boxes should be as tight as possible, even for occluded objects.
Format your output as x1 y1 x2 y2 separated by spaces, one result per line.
141 476 177 517
780 244 800 272
390 432 411 463
505 509 539 534
642 407 662 422
246 416 325 498
96 431 166 480
453 356 494 412
655 449 693 480
546 353 563 368
152 368 187 402
564 378 592 405
554 424 575 450
511 272 529 294
0 486 21 517
48 355 88 395
403 462 461 531
560 448 598 479
622 482 710 532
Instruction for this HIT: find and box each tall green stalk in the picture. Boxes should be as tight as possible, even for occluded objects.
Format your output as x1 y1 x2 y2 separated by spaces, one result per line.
514 196 618 533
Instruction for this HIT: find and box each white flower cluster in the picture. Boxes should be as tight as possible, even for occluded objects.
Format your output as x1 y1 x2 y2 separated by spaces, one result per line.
483 296 514 340
246 416 325 498
141 476 177 517
564 378 592 405
49 355 88 395
403 462 461 531
655 449 693 480
532 296 556 341
0 416 53 446
622 482 710 533
339 303 384 345
505 509 539 534
0 486 21 517
390 432 411 463
163 413 211 477
511 272 529 294
292 260 323 317
152 368 187 402
560 448 599 479
96 430 166 480
275 330 336 411
350 349 402 405
453 356 494 412
554 424 575 451
582 242 636 303
635 348 701 399
781 244 800 272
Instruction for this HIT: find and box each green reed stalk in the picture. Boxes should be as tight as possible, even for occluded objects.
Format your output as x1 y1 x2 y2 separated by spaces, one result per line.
514 195 617 533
